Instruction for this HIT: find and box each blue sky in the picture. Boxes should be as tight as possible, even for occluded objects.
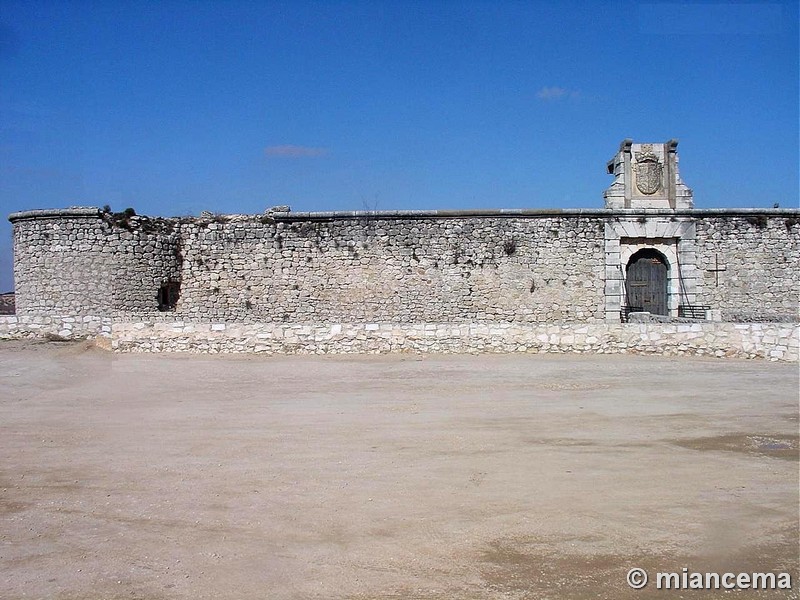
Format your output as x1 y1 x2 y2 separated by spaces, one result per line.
1 0 798 292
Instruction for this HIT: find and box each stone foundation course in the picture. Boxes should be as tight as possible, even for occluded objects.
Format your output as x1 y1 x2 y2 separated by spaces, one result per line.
1 316 796 361
0 315 111 341
109 321 800 361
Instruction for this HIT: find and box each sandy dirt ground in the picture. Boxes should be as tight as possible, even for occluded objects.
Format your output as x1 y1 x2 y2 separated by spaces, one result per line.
0 340 798 599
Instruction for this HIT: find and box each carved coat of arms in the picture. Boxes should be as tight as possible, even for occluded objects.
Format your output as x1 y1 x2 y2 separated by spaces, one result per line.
633 144 662 195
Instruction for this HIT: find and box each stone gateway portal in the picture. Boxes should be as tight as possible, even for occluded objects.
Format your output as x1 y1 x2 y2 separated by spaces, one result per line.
626 249 668 316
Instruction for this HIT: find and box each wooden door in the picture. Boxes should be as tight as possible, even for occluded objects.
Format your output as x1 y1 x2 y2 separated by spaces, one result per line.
626 250 668 315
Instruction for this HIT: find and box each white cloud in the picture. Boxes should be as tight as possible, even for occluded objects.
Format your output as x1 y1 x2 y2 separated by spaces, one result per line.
264 145 327 158
536 86 579 101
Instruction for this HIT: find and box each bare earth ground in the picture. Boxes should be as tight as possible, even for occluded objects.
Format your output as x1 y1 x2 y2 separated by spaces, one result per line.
0 340 798 600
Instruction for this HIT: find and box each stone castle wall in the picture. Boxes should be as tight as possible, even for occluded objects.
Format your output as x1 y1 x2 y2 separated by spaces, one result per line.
695 216 800 319
175 214 606 323
5 206 799 360
8 208 800 324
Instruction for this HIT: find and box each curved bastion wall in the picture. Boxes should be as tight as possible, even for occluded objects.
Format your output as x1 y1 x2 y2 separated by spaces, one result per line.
10 208 113 316
10 208 181 316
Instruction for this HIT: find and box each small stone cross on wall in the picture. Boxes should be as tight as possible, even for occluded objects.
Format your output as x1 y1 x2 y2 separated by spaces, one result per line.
706 254 727 287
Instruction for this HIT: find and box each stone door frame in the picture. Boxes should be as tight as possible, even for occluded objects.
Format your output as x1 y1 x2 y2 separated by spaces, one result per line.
604 216 700 322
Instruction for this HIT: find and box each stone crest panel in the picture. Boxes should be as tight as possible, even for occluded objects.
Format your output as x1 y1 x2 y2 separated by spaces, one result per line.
633 144 663 195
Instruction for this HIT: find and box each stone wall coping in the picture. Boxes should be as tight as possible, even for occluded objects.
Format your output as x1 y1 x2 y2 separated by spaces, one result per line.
8 207 101 222
263 208 800 221
9 206 800 224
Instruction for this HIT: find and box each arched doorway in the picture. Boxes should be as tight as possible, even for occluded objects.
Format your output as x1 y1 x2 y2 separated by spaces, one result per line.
626 249 669 315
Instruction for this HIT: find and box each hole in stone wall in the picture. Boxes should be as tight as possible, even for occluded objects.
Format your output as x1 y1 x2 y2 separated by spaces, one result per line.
157 281 180 312
745 215 768 229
